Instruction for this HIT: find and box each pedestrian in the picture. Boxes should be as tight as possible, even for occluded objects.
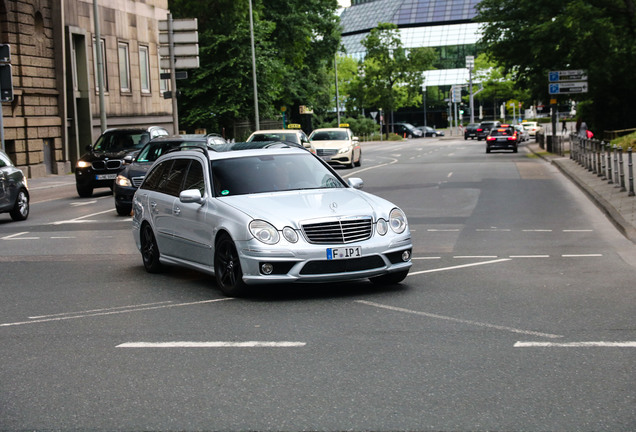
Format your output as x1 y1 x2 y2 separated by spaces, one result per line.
577 118 588 137
561 120 567 135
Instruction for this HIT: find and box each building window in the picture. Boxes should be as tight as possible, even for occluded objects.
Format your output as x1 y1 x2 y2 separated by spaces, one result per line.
93 37 107 92
139 45 151 93
118 42 131 92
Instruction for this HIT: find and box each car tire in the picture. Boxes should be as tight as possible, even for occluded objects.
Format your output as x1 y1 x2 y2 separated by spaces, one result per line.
116 204 132 216
486 147 491 153
9 189 29 221
76 184 93 198
214 233 248 297
369 270 409 285
355 155 361 167
140 223 163 273
464 135 468 140
513 146 518 153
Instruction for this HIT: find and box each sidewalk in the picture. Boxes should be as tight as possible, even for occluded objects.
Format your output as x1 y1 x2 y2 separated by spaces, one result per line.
527 141 636 243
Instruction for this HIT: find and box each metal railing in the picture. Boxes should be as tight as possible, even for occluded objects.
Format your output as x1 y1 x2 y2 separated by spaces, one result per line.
570 134 635 197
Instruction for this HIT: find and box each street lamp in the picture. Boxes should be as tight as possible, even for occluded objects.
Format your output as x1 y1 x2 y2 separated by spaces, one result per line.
466 55 474 124
248 0 259 130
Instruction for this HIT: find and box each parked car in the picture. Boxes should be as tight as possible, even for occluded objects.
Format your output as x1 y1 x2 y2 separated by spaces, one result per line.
486 125 518 153
476 121 501 141
309 126 361 168
246 127 315 153
114 135 222 216
132 145 412 296
0 150 29 221
521 121 543 137
389 123 423 138
75 126 169 197
417 125 445 137
464 123 480 140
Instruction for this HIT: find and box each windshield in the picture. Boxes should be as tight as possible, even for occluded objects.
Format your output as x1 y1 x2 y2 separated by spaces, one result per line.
248 133 300 144
93 131 150 152
211 153 345 196
310 130 348 141
136 140 207 163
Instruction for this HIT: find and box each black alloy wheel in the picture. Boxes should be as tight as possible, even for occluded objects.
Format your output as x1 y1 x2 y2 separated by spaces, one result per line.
140 223 162 273
214 234 248 297
10 189 29 221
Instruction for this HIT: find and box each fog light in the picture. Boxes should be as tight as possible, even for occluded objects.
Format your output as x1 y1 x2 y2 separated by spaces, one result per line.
261 263 274 275
402 250 411 262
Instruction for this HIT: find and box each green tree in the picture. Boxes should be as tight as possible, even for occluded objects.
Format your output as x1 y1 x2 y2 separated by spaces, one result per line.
359 23 436 127
169 0 340 135
476 0 636 132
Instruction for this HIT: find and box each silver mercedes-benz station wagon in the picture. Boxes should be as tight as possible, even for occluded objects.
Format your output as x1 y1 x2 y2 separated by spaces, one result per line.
132 144 412 296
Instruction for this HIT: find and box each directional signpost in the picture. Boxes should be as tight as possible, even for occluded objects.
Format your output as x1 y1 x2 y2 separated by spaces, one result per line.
548 69 588 95
549 81 589 95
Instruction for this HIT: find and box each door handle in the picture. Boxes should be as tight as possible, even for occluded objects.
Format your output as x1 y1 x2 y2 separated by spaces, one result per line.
173 206 181 216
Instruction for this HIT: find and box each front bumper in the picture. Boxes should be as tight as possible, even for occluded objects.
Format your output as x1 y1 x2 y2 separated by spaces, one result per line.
236 234 413 285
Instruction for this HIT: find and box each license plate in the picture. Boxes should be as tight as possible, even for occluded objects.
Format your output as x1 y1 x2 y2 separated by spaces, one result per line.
96 174 117 180
327 246 361 260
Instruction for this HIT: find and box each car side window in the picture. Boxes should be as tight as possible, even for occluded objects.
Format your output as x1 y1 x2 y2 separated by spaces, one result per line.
182 159 205 196
158 159 190 197
141 160 173 191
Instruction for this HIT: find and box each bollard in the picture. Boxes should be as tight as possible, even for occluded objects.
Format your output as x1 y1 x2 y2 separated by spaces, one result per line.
613 145 620 188
600 143 607 180
619 147 626 192
607 144 614 184
629 147 635 197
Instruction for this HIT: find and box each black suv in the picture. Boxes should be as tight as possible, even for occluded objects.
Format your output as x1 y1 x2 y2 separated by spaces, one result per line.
476 121 501 141
75 126 168 197
464 123 480 140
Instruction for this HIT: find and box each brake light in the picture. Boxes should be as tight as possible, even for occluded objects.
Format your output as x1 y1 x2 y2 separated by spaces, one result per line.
507 136 516 141
477 128 483 132
487 136 496 141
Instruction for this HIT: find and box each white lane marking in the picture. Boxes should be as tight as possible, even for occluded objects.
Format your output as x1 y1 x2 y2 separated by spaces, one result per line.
509 255 550 258
51 208 115 225
515 341 636 348
117 341 306 348
343 157 399 178
454 255 498 258
563 229 593 232
71 200 97 206
28 301 175 319
476 228 511 232
50 236 76 239
523 229 552 232
562 254 603 257
356 300 563 339
412 256 441 260
0 298 233 327
1 232 39 240
447 172 453 178
427 229 460 232
408 258 511 275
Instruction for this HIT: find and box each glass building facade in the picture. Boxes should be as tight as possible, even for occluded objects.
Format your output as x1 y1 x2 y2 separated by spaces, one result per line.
340 0 482 87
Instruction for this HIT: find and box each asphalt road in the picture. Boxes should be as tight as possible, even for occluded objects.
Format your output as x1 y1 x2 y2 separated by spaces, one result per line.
1 138 634 431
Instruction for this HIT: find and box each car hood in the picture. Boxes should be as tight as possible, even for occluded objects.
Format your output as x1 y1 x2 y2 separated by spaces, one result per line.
81 149 138 161
310 140 352 149
121 161 152 178
220 188 391 226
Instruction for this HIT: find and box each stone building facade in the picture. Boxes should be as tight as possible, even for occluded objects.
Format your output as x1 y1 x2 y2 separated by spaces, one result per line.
0 0 173 178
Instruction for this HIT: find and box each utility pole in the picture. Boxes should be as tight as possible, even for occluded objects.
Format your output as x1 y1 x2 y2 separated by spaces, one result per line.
466 55 475 124
93 0 106 133
334 55 340 125
248 0 259 130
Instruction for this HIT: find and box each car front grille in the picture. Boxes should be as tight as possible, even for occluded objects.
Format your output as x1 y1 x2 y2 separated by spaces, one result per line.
302 218 373 244
131 176 145 187
92 160 122 170
299 255 385 275
317 149 338 157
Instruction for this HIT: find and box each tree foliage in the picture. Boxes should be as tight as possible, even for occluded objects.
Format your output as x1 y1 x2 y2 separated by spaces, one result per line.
476 0 636 132
358 23 436 119
168 0 340 135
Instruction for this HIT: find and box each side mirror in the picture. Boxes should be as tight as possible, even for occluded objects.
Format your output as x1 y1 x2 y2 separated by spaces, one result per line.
85 145 92 151
123 155 134 164
348 177 364 189
179 189 204 204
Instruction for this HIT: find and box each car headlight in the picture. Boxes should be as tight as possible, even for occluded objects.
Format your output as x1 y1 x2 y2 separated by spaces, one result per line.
389 208 407 234
337 145 352 154
115 175 132 187
376 218 388 236
76 160 90 169
249 220 280 245
282 227 298 243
